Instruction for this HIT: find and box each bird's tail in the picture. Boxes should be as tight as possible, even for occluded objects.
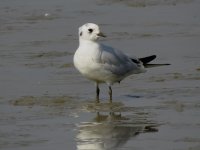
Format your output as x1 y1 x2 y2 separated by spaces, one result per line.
139 55 170 68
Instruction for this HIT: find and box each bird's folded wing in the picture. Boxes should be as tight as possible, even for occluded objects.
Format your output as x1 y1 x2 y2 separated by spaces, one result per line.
98 44 141 75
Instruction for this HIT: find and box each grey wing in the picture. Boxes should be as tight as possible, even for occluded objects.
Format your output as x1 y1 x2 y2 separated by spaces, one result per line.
99 44 144 76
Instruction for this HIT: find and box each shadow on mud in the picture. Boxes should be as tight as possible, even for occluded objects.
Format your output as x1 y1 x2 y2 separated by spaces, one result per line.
76 111 158 150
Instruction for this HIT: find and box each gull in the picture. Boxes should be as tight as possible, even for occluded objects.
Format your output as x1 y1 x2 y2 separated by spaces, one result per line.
73 23 170 103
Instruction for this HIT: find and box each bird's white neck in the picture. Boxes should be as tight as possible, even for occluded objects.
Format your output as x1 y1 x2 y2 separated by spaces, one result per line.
79 38 99 47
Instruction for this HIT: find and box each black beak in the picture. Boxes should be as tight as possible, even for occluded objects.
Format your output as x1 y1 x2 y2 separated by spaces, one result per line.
97 32 106 37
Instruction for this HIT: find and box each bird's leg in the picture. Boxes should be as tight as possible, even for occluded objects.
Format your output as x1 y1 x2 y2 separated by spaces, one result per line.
108 86 112 103
96 83 100 103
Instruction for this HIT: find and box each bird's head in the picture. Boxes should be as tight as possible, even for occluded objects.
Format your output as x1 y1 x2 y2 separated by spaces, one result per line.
78 23 106 41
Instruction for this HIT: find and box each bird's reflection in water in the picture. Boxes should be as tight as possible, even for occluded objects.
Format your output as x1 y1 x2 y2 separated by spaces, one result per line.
76 110 158 150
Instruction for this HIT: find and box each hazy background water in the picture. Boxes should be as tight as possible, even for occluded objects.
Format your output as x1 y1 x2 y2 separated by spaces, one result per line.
0 0 200 150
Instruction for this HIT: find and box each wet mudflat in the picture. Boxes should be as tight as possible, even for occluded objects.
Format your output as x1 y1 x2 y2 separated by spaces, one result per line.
0 0 200 150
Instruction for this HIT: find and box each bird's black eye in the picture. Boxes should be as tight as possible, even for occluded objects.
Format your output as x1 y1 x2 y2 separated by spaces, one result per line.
88 28 93 33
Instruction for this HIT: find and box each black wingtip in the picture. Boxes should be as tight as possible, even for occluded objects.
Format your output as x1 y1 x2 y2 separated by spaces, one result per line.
144 63 171 68
139 55 157 65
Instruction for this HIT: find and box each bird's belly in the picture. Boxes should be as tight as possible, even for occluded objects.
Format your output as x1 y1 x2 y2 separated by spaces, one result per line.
74 59 121 83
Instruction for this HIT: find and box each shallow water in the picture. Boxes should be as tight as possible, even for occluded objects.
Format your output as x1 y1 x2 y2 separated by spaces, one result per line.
0 0 200 150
